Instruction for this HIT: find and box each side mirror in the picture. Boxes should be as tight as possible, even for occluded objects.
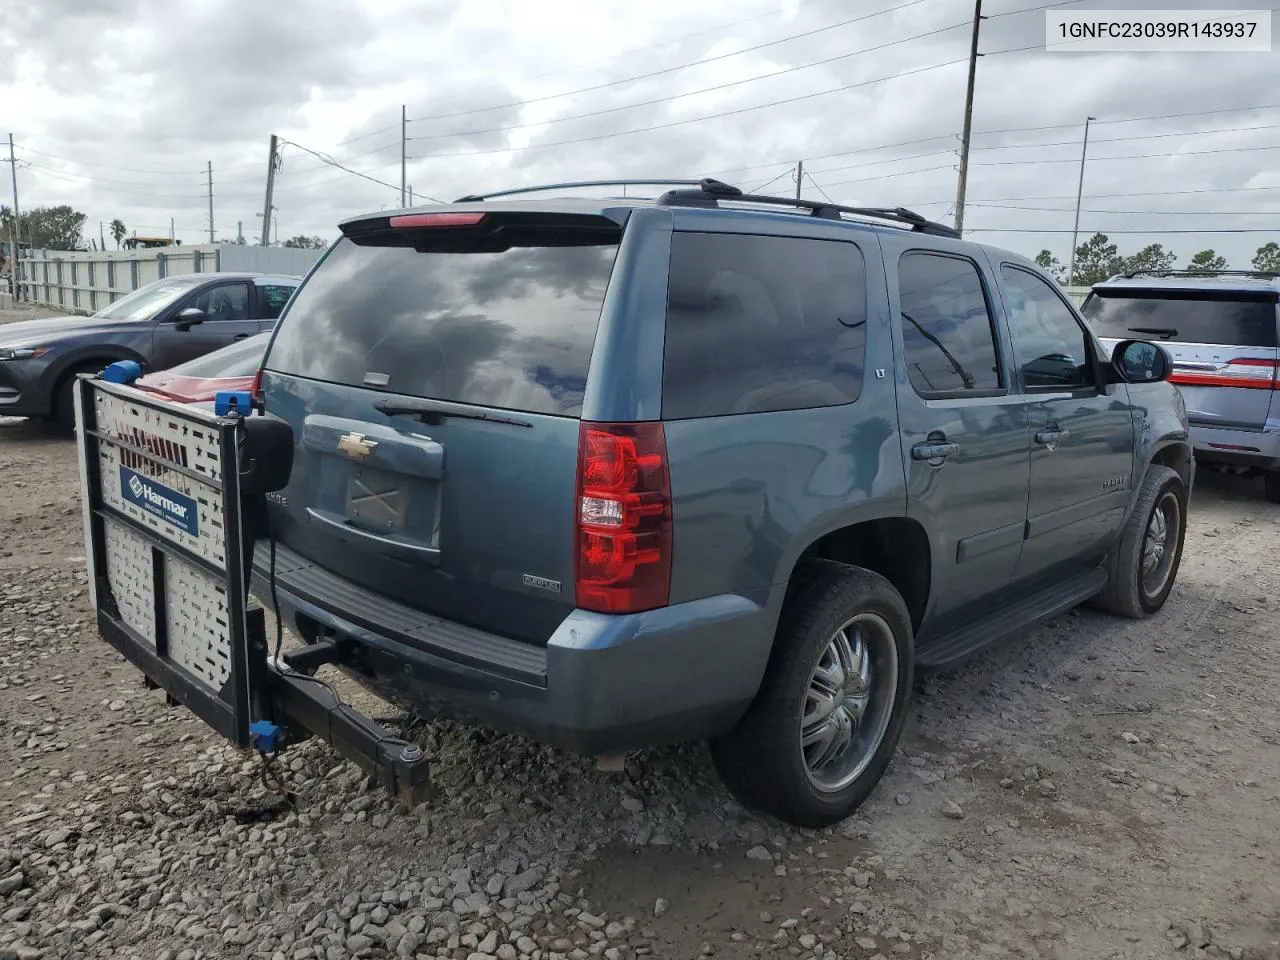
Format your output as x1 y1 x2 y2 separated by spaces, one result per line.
1111 339 1171 384
173 306 206 331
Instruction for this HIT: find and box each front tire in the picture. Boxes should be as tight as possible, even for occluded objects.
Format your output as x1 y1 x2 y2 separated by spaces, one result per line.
52 364 104 433
711 561 913 828
1093 465 1187 619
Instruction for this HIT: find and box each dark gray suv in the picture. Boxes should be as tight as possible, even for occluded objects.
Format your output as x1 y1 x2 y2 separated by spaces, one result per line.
252 179 1192 827
0 272 299 425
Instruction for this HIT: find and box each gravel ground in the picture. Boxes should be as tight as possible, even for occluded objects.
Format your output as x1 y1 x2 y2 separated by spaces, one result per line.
1 419 1279 960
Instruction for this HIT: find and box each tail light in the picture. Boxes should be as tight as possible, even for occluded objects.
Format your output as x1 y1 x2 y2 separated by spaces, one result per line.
574 421 672 614
1169 358 1280 390
250 369 264 409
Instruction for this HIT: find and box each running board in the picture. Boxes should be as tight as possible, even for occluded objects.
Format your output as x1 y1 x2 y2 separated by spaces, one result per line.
915 568 1107 669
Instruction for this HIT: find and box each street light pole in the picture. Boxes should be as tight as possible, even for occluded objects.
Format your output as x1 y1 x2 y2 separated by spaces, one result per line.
1066 116 1096 287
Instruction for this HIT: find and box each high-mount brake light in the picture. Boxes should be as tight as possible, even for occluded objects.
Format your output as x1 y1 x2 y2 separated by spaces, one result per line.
574 421 672 614
389 212 486 229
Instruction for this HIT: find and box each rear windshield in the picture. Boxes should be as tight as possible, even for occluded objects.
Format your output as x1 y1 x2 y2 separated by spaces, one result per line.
169 332 270 377
1082 290 1279 347
265 231 620 416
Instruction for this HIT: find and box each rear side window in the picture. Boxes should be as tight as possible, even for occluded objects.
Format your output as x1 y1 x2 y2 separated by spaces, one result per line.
258 283 296 320
897 252 1002 396
266 233 620 416
662 232 867 419
1082 291 1279 347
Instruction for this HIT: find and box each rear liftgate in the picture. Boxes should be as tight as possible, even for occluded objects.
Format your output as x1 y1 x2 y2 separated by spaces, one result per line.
73 373 432 807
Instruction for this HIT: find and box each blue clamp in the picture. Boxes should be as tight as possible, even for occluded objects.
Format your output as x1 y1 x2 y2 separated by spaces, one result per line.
102 360 143 385
214 390 254 417
248 719 280 754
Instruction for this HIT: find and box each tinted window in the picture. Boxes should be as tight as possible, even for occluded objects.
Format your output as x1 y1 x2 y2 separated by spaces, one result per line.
1000 265 1094 389
1082 290 1279 347
190 282 250 322
898 253 1001 395
258 283 296 319
169 332 270 377
266 234 620 416
662 233 867 419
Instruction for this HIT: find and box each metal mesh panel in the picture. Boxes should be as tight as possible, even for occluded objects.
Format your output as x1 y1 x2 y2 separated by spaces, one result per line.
94 390 226 569
103 519 155 648
165 554 233 691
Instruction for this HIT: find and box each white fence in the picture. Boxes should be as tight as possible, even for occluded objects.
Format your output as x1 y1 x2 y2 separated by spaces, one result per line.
15 244 326 314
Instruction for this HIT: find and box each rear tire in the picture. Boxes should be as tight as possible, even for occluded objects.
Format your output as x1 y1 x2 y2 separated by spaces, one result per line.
1092 465 1186 619
1264 471 1280 505
710 561 913 829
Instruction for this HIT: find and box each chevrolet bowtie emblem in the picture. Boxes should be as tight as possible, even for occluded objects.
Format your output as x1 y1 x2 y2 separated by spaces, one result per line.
337 432 377 459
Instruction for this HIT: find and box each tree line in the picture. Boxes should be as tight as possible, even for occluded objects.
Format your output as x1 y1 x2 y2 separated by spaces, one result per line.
0 204 327 252
1038 233 1280 286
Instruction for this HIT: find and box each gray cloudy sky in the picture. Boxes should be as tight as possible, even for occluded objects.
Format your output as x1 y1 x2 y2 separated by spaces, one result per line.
3 0 1278 267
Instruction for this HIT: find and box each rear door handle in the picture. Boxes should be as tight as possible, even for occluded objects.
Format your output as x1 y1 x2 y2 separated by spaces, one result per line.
1035 428 1070 446
911 440 959 462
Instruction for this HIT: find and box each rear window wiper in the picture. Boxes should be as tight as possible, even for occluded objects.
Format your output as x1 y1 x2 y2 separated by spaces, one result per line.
374 397 532 428
1128 326 1178 339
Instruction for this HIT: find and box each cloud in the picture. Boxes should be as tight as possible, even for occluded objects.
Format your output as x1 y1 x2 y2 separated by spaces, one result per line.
2 0 1277 265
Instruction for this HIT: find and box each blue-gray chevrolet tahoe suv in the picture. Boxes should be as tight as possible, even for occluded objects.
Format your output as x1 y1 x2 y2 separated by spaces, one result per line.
252 179 1192 827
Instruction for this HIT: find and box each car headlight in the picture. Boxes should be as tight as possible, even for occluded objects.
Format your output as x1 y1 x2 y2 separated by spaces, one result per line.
0 346 51 361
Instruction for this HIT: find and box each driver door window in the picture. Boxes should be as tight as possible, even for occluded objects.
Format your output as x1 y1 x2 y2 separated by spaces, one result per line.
189 282 250 322
999 266 1094 390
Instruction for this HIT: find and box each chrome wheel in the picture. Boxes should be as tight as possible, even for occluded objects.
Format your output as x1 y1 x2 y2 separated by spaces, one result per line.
1140 490 1180 598
801 613 898 793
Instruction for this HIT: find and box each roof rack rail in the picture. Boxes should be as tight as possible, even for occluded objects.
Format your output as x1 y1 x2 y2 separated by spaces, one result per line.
1117 268 1280 280
453 179 708 203
449 177 961 237
655 180 961 238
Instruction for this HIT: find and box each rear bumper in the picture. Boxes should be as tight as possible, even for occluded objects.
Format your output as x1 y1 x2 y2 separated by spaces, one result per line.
1189 420 1280 471
251 544 774 754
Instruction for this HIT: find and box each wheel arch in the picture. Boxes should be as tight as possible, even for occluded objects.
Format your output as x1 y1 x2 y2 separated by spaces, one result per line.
776 516 931 633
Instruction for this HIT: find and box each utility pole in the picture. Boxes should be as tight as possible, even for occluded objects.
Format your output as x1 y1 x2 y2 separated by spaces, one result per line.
7 133 22 302
169 217 175 242
237 220 243 244
400 105 407 208
795 160 804 200
207 161 215 243
1066 116 1096 287
953 0 984 235
409 185 414 206
261 134 278 246
100 221 106 251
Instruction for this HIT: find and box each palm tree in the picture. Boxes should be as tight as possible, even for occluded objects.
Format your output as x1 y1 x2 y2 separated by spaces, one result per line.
110 219 127 249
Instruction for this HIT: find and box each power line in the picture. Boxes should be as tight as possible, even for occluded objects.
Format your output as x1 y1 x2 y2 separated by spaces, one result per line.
407 56 979 162
966 227 1280 234
275 140 443 202
804 171 838 204
407 0 936 126
748 169 796 193
711 106 1280 185
970 202 1280 215
409 17 971 145
964 184 1280 203
21 163 203 199
973 142 1280 166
